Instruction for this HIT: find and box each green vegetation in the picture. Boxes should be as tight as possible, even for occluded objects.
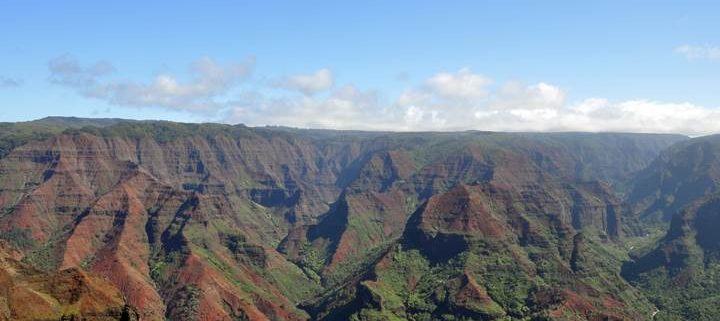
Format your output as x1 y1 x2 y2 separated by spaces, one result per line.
1 227 36 250
74 121 252 143
166 284 202 320
0 116 129 158
299 241 324 276
0 122 64 158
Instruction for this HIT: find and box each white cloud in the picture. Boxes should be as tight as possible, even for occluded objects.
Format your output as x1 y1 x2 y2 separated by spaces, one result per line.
226 68 720 135
47 58 720 135
49 55 253 112
274 68 334 95
488 81 566 111
425 68 492 100
225 85 395 130
675 44 720 61
465 98 720 135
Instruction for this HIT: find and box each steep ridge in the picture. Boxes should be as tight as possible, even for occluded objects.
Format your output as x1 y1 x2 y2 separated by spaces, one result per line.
628 134 720 223
0 119 687 320
0 240 137 321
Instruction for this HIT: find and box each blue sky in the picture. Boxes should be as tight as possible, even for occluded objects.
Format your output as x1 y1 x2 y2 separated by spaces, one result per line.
1 1 720 134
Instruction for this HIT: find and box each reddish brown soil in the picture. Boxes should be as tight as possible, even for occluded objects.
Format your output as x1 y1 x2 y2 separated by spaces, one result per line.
416 184 508 237
0 241 136 321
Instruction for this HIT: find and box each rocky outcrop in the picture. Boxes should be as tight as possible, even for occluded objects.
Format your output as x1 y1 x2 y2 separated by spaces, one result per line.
402 184 508 262
0 241 137 321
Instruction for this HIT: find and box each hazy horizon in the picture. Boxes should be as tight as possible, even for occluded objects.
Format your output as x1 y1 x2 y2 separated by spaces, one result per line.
6 115 703 138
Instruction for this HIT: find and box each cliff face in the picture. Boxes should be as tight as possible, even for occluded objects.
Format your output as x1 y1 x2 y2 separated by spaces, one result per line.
620 135 720 320
0 129 340 320
0 119 687 320
628 134 720 223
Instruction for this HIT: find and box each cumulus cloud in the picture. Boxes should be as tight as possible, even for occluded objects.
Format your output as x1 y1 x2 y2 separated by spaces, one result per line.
274 68 334 95
225 85 392 130
425 68 492 100
49 55 254 112
0 77 22 87
47 57 720 135
226 68 720 135
675 44 720 61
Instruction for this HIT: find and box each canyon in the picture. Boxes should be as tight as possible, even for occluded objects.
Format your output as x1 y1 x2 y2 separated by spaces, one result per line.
1 117 718 320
